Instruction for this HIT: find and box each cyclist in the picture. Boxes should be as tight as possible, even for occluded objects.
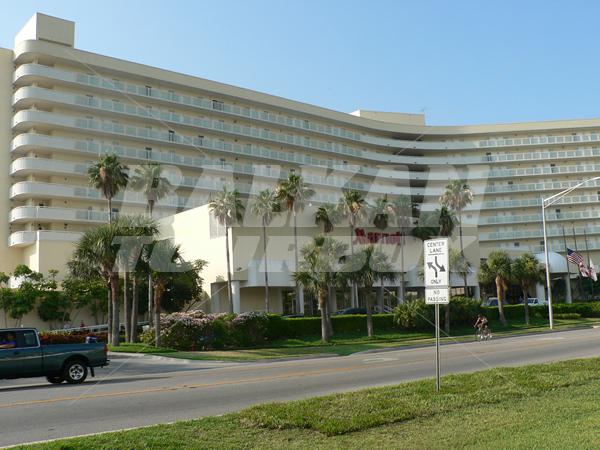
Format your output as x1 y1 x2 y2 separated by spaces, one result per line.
474 314 491 340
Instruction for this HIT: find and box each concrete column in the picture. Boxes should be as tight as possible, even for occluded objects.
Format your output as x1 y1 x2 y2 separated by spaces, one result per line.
535 282 546 301
472 285 481 301
564 275 573 304
210 283 220 314
231 281 241 314
377 286 384 312
298 287 305 315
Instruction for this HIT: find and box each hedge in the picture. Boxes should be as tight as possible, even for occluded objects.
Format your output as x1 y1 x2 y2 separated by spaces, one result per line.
482 301 600 320
39 330 108 345
266 314 396 340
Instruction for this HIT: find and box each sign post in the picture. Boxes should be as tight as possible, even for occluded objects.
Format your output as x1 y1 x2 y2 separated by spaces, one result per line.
423 238 449 391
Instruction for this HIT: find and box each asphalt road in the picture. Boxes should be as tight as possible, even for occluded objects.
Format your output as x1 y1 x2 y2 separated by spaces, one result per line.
1 327 599 447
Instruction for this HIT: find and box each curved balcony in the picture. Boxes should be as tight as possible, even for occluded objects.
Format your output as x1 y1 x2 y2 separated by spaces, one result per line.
480 225 600 242
9 230 83 248
485 178 600 195
9 206 109 224
10 157 88 177
14 62 600 153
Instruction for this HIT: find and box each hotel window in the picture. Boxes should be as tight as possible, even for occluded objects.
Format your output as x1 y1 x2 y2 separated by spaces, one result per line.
145 147 152 159
197 135 204 146
212 100 224 111
145 85 152 96
303 120 309 129
86 94 94 106
514 242 520 247
551 163 557 173
168 130 175 142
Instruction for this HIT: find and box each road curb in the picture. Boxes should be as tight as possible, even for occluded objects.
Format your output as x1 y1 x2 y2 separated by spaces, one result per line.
354 324 599 355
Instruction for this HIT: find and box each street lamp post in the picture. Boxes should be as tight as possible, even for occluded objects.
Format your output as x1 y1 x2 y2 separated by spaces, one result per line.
541 176 600 330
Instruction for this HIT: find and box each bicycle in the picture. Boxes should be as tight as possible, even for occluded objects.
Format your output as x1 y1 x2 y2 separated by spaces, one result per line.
476 325 492 341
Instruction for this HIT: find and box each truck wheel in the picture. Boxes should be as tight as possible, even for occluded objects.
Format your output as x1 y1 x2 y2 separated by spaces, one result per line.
62 359 88 384
46 376 64 384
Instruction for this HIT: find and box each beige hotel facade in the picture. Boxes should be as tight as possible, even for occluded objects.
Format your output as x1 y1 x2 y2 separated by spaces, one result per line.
1 13 598 321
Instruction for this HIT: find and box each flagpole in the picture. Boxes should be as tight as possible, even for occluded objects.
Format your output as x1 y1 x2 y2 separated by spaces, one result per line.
584 227 594 299
573 225 584 300
562 227 573 303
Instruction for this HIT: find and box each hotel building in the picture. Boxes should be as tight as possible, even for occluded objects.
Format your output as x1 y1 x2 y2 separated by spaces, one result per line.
1 13 597 320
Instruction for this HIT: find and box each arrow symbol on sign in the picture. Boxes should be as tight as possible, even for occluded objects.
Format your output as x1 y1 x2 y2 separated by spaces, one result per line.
427 262 438 278
434 256 446 273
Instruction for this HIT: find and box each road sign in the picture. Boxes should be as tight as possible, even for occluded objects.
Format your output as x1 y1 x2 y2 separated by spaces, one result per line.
424 238 449 287
423 238 449 392
425 287 449 304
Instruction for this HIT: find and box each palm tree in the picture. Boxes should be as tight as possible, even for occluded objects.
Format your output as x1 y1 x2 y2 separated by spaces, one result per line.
511 253 544 325
70 216 157 346
209 187 245 313
294 236 347 341
145 240 190 347
130 163 172 324
338 189 367 307
315 203 340 235
393 195 415 304
479 250 512 326
88 154 129 224
276 173 315 314
250 189 281 313
129 163 172 216
440 180 474 295
344 246 396 337
370 195 396 311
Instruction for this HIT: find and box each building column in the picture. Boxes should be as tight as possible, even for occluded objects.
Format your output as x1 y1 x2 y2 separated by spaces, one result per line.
232 281 241 314
210 283 220 314
297 287 305 315
472 285 481 301
535 282 546 301
564 274 573 304
274 288 283 314
377 286 384 313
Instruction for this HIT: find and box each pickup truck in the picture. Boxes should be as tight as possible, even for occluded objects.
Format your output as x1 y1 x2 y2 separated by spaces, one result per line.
0 328 109 384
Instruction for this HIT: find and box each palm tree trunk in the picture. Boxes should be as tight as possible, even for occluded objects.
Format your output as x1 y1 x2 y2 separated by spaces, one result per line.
293 208 301 314
106 283 112 344
131 276 139 343
349 223 357 307
154 284 162 348
458 210 469 296
444 303 450 334
108 197 113 224
399 232 405 305
522 286 530 325
110 273 120 346
379 231 384 312
148 273 153 325
123 272 130 343
496 275 508 326
366 288 374 337
319 290 329 342
325 286 334 339
262 222 270 313
225 225 233 313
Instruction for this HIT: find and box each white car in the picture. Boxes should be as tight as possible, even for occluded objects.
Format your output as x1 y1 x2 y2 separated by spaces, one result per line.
527 298 548 306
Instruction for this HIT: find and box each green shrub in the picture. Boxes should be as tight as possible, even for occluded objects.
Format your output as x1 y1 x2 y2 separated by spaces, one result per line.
393 300 434 330
554 313 581 320
447 296 482 326
231 311 269 347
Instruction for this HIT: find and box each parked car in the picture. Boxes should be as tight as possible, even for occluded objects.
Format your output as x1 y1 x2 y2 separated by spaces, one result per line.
0 328 109 384
527 298 548 306
334 307 368 315
482 297 509 307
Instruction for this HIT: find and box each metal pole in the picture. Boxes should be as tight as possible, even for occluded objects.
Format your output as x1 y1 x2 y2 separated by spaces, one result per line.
541 199 554 330
435 303 440 391
584 228 594 299
573 226 584 299
562 227 573 302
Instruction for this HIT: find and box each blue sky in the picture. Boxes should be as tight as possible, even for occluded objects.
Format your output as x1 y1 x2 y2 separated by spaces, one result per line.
2 0 599 125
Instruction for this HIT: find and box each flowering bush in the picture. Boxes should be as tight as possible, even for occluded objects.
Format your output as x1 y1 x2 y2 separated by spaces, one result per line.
39 330 108 345
140 310 270 350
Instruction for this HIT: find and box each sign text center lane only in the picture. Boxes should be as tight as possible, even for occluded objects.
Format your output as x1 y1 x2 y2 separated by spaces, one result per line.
424 238 449 288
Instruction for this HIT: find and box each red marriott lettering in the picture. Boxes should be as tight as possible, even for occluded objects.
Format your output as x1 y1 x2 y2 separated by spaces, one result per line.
354 228 401 245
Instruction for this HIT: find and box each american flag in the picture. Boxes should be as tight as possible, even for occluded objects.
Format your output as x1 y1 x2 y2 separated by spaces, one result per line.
567 248 584 266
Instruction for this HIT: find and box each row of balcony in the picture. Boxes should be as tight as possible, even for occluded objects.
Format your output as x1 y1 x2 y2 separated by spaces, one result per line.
8 230 82 248
480 209 600 226
480 225 600 242
15 63 600 153
485 178 600 195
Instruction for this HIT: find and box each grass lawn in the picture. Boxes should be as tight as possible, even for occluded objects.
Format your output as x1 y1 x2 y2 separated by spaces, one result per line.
109 317 600 361
18 357 600 449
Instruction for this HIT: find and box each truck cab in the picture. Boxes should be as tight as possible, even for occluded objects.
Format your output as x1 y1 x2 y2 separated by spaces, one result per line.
0 328 109 384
